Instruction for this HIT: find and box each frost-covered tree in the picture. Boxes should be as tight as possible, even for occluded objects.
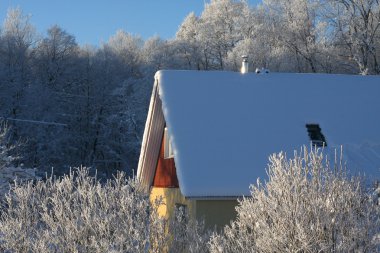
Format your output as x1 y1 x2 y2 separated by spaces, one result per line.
141 36 177 72
261 0 330 73
175 12 203 70
107 30 143 77
84 41 146 175
175 0 251 70
21 25 79 170
33 25 79 88
0 7 35 84
0 167 212 253
168 205 212 253
0 7 35 125
324 0 380 74
197 0 249 70
0 121 20 169
209 147 380 253
0 168 168 252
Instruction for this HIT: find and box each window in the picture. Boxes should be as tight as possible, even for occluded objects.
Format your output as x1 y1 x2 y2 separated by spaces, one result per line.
164 127 174 159
306 124 327 147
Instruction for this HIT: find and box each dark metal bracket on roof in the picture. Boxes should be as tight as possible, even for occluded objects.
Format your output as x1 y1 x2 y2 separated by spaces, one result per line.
306 123 327 147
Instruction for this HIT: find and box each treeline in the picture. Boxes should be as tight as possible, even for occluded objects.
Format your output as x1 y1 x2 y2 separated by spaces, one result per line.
0 9 157 177
0 0 379 177
175 0 380 74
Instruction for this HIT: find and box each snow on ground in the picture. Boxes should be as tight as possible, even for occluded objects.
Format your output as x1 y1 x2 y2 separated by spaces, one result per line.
156 70 380 197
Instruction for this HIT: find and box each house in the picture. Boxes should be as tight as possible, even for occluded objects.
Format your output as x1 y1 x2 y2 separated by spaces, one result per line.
137 70 380 229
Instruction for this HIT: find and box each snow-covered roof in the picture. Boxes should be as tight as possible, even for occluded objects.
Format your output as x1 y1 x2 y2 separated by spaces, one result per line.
138 70 380 198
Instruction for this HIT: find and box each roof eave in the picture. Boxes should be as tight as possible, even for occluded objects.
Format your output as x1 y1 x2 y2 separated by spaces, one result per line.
185 195 250 200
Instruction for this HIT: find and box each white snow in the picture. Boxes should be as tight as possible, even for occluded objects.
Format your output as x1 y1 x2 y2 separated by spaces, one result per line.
156 70 380 197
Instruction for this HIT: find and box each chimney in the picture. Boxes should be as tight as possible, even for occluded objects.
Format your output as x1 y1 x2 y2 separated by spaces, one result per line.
241 55 248 74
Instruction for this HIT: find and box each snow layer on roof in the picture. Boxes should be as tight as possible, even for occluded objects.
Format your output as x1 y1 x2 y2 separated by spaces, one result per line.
156 70 380 197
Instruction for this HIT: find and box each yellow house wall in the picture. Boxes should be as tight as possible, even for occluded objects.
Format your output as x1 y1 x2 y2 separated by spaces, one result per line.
150 187 196 220
196 200 238 230
150 187 238 230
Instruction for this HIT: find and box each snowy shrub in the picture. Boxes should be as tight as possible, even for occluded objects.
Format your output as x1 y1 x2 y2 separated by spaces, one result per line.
0 121 20 170
0 168 169 253
209 147 380 253
168 206 212 253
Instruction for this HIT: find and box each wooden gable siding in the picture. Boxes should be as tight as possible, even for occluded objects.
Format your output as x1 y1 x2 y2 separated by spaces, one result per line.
152 131 179 188
137 82 165 192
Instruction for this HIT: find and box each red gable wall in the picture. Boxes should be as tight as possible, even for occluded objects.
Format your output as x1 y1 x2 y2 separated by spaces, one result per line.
152 131 179 188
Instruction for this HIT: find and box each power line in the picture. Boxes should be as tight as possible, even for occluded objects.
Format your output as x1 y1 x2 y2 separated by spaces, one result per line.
0 117 67 127
52 91 96 99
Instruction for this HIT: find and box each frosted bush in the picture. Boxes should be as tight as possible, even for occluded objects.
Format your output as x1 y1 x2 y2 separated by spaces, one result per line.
0 168 168 253
0 121 20 170
209 147 380 253
168 206 212 253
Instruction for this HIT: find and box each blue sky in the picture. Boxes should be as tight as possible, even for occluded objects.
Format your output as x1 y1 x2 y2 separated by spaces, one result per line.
0 0 260 46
